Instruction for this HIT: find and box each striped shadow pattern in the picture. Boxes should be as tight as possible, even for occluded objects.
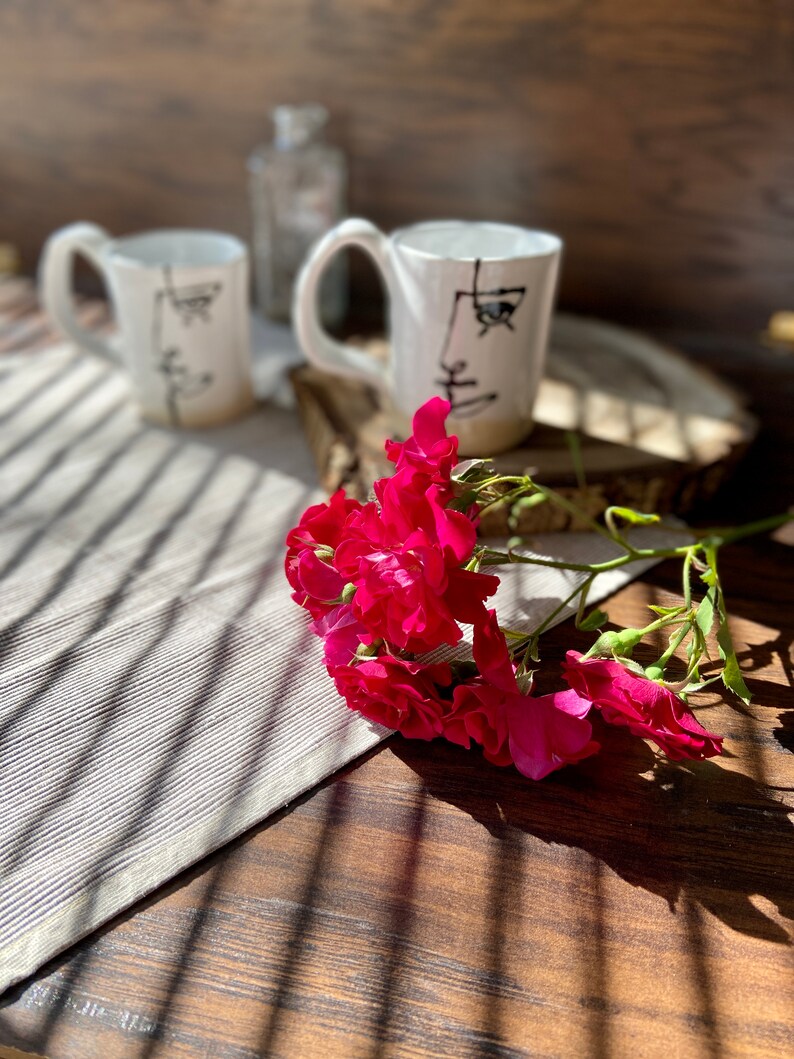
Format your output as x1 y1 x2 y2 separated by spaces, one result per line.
0 341 671 993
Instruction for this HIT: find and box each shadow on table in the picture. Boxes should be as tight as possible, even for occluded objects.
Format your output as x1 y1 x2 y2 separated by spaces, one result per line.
2 727 790 1059
394 732 794 944
391 730 793 1059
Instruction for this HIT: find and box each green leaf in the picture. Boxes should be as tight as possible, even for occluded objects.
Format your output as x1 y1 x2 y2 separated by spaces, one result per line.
578 608 609 631
699 565 718 588
450 659 479 681
452 459 493 483
511 493 548 512
648 604 687 618
447 489 478 513
695 586 716 639
706 544 752 705
717 621 752 704
606 506 661 527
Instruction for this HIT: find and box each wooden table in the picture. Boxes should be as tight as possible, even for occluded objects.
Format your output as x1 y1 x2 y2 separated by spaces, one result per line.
0 277 792 1058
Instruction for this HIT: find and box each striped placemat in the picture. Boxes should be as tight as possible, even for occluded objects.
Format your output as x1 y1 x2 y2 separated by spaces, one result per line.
0 340 391 991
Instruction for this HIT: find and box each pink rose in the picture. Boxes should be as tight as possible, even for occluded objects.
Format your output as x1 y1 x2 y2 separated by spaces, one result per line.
288 398 492 652
374 478 476 563
334 487 497 653
443 683 513 767
309 604 369 667
561 650 723 761
505 689 599 781
379 398 460 515
443 612 598 779
329 655 452 740
384 396 458 487
285 489 364 618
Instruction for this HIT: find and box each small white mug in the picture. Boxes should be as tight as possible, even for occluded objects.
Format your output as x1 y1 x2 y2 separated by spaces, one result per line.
294 219 563 454
40 224 255 428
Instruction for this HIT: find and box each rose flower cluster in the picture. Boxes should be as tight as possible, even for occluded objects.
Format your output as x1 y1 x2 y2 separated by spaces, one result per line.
285 398 723 781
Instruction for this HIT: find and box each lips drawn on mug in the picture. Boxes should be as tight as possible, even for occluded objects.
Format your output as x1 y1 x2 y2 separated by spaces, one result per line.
435 259 527 418
152 267 217 427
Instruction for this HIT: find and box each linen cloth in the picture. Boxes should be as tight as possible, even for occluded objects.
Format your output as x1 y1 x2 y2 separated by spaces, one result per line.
0 344 670 991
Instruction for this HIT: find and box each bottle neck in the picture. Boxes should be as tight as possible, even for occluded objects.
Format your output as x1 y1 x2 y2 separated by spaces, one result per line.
273 104 328 150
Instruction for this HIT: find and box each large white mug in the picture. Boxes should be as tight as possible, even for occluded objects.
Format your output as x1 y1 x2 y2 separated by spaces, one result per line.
294 219 563 454
40 224 255 428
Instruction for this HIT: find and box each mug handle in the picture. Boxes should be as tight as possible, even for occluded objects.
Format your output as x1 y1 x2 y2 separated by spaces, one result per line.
39 222 120 363
293 218 392 391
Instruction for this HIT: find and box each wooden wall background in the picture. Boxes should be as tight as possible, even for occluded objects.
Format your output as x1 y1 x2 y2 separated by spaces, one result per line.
0 0 792 331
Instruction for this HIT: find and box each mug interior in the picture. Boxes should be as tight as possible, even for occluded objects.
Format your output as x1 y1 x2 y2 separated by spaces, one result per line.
110 229 246 268
393 221 561 261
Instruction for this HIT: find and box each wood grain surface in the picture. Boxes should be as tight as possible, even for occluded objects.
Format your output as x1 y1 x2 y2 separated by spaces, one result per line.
0 536 792 1059
1 2 793 331
0 281 792 1058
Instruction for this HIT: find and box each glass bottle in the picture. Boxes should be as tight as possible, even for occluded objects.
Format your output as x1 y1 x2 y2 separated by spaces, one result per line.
248 103 347 324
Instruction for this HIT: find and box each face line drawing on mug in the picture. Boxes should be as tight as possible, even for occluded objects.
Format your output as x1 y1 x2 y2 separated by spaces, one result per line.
435 258 527 419
151 267 216 427
293 218 560 454
41 223 255 429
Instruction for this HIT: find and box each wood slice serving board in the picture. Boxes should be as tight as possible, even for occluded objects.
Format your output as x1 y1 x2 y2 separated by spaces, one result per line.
291 314 757 534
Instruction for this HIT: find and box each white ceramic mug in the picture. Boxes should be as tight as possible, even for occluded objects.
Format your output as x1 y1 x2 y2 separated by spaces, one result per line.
40 224 255 428
294 219 563 454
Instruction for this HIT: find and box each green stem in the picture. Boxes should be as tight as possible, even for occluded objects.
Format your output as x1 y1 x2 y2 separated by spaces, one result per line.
564 431 587 491
641 613 690 638
655 621 692 670
535 485 619 544
575 573 597 626
477 484 533 520
480 542 693 573
470 474 530 494
682 547 695 610
510 576 593 654
695 511 794 546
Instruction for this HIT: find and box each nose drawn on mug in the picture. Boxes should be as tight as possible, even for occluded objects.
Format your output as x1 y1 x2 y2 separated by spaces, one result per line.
152 267 217 427
435 259 527 418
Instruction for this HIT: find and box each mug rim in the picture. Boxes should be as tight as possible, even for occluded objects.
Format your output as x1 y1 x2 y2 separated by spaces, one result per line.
108 228 247 270
391 220 562 262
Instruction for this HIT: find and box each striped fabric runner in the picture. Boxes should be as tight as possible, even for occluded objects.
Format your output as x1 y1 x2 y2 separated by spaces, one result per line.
0 338 390 991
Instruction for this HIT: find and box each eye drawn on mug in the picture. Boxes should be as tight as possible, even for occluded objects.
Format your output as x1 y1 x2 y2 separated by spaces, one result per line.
161 265 223 325
152 266 216 427
435 259 527 419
